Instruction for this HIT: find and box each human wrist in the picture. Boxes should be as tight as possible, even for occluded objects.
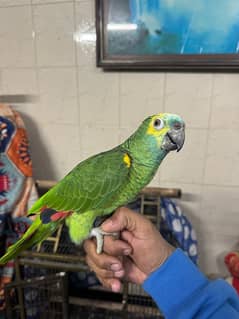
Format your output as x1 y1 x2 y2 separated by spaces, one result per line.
145 243 175 278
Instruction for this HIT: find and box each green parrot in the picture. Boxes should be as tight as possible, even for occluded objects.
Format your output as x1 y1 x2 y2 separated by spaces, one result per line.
0 113 185 264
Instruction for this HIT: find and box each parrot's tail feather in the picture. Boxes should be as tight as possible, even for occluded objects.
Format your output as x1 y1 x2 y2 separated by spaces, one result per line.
0 231 36 265
0 215 61 265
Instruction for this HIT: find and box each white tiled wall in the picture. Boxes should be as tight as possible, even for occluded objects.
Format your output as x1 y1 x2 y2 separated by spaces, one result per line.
0 0 239 275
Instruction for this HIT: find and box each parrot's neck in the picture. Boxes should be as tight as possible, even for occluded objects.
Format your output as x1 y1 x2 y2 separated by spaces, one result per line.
122 133 168 170
102 137 169 214
119 135 168 196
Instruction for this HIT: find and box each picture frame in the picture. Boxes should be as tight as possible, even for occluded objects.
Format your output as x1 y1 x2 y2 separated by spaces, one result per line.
96 0 239 71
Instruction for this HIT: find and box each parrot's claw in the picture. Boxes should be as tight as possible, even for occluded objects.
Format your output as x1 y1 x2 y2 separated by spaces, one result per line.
90 227 119 254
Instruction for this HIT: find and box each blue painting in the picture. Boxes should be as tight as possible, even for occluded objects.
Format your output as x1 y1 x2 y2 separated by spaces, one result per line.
106 0 239 56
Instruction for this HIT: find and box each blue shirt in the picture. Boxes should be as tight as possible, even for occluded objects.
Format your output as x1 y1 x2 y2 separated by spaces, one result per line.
143 249 239 318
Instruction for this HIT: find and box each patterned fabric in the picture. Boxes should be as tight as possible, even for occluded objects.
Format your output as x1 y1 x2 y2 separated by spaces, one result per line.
160 197 198 264
0 104 38 311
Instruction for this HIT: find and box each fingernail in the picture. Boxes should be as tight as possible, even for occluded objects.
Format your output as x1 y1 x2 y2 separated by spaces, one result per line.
102 219 113 230
114 270 124 278
123 249 131 255
111 283 119 292
111 263 121 271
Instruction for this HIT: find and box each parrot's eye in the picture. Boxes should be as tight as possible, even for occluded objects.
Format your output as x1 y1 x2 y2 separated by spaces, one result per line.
153 118 164 130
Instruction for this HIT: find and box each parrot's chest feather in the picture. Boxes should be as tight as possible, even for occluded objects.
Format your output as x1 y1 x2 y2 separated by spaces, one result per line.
128 161 158 193
102 159 159 214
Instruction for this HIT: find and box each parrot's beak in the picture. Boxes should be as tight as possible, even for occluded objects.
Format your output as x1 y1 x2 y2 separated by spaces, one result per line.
162 123 185 152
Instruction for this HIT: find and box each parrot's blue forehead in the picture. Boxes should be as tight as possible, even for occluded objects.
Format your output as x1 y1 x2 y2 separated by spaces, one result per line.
160 113 184 125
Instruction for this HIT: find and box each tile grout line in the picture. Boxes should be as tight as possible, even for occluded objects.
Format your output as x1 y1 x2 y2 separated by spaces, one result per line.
162 72 167 112
0 1 74 9
30 0 41 103
73 0 83 156
33 0 74 5
29 0 44 179
118 73 122 144
0 68 2 94
159 179 239 189
200 73 215 193
158 72 167 186
0 65 77 70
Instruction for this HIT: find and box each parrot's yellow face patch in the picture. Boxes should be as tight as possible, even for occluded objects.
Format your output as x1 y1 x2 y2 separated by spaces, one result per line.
146 114 168 139
123 153 131 168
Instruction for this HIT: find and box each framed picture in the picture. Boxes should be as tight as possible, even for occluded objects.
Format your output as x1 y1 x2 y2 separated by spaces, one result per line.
96 0 239 71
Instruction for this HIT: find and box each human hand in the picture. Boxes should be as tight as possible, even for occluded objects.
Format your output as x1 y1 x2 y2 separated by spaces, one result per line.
84 207 174 292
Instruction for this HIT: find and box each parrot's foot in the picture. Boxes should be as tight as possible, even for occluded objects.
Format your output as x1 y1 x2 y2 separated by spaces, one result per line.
90 227 119 254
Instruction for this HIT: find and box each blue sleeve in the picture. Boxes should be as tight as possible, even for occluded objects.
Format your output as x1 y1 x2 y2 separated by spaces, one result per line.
143 249 239 319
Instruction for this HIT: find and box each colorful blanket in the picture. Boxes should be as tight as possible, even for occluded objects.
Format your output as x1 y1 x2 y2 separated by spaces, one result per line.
0 104 38 310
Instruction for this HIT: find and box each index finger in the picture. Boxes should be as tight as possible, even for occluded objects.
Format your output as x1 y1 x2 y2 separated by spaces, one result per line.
101 207 139 233
103 235 132 256
83 239 123 271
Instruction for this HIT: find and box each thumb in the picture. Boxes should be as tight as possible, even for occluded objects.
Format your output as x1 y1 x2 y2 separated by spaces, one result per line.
101 207 136 233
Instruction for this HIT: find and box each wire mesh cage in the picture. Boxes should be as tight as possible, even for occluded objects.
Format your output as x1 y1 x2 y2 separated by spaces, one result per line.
124 283 162 318
10 219 164 319
68 305 162 319
6 185 181 319
4 272 68 319
71 285 163 318
14 254 164 319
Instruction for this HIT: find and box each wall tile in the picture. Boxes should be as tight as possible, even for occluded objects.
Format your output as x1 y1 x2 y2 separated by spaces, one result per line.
0 69 38 95
120 73 165 127
0 0 30 6
204 129 239 186
119 127 135 144
33 0 71 4
210 74 239 129
0 6 34 67
33 2 75 66
81 125 119 156
198 185 239 273
75 0 96 67
13 104 41 127
160 128 207 184
198 235 239 275
200 185 239 232
37 67 78 124
165 73 213 129
29 122 80 180
79 66 119 127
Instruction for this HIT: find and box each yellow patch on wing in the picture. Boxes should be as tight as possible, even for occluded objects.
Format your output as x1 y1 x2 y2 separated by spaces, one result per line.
123 153 131 168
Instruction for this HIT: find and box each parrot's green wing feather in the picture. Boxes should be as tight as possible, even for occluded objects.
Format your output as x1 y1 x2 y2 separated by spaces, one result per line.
29 147 131 215
0 148 132 264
